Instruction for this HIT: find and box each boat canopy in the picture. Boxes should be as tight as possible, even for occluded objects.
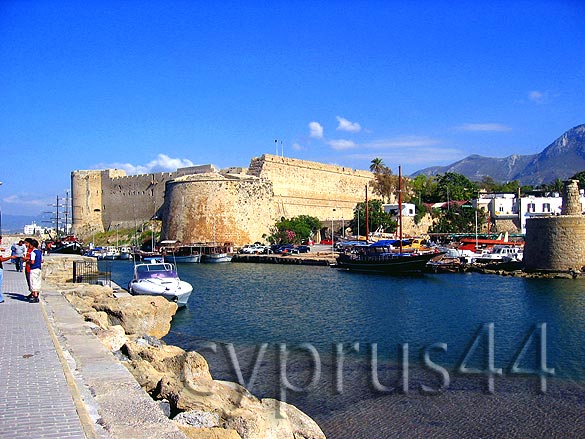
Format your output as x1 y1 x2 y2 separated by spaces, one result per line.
369 239 412 248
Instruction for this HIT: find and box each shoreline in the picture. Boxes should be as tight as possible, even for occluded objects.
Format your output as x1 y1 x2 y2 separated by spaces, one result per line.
40 254 326 439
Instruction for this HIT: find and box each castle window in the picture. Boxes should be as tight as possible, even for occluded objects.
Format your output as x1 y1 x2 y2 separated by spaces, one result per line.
527 203 536 213
543 203 551 213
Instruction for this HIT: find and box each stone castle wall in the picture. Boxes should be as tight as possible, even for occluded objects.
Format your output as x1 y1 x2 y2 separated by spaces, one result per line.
524 180 585 272
161 155 376 244
73 154 377 245
72 169 175 234
523 216 585 271
161 174 274 245
250 154 374 220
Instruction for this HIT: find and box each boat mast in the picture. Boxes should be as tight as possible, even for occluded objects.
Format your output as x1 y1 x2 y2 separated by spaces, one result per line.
398 166 403 253
365 184 369 243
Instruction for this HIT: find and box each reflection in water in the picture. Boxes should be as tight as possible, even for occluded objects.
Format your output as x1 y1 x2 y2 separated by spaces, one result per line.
105 261 585 438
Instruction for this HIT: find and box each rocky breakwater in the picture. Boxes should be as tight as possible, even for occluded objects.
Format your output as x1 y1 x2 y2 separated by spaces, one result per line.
45 258 325 439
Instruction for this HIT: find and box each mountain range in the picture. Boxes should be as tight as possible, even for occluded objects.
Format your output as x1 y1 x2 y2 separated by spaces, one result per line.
412 124 585 185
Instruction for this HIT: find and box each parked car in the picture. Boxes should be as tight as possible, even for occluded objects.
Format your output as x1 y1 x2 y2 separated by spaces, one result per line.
276 244 295 254
320 239 333 245
297 245 311 253
240 244 266 254
281 247 299 255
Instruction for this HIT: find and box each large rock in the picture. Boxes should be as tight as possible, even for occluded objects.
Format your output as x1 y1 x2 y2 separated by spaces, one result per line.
93 295 178 338
95 325 128 352
262 399 325 439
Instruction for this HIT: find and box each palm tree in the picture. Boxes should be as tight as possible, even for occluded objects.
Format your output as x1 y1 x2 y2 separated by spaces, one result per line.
370 158 385 174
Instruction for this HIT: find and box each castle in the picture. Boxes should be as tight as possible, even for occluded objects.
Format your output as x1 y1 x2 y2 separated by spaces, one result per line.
71 154 375 245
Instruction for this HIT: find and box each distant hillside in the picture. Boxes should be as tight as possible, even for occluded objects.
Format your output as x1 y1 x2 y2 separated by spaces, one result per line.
1 214 46 234
412 124 585 185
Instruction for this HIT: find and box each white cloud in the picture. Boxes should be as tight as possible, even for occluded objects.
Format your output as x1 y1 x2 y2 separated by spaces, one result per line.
328 139 357 150
457 123 512 132
95 154 195 175
2 194 50 207
528 90 545 104
364 136 441 148
336 116 361 133
292 142 303 151
308 121 324 139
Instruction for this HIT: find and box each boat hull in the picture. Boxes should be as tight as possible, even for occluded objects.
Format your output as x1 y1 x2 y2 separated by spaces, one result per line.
128 279 193 307
51 242 84 255
336 252 442 274
202 253 232 263
164 254 201 264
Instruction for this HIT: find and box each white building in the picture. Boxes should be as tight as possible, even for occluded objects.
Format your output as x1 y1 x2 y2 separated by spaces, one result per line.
383 203 416 217
23 222 42 235
474 191 585 234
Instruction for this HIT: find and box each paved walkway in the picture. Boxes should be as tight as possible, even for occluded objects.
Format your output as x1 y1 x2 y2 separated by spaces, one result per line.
0 264 88 439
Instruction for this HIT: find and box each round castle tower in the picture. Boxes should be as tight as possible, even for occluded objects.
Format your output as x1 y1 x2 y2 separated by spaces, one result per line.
524 180 585 272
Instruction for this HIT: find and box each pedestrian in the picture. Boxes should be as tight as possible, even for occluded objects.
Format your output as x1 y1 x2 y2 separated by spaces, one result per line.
13 240 26 272
23 238 43 303
0 236 17 304
23 238 33 292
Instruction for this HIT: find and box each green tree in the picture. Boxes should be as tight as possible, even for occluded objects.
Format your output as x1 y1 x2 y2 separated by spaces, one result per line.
429 204 487 234
541 178 564 194
349 200 396 236
370 157 385 174
411 174 437 203
268 215 322 244
434 172 478 204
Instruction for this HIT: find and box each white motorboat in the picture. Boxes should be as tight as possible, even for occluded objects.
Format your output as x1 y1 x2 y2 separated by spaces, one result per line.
473 245 523 264
128 260 193 307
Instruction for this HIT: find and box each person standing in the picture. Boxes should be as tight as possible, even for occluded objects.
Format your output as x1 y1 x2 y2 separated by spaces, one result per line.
23 237 33 292
0 236 16 304
23 238 43 302
13 240 26 272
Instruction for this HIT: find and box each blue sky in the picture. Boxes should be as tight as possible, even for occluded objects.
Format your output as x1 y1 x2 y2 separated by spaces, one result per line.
1 0 584 216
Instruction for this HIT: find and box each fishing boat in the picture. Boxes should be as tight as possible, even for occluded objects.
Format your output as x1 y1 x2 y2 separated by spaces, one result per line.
163 244 201 264
337 240 442 273
201 242 234 263
336 166 443 274
50 235 84 255
127 260 193 307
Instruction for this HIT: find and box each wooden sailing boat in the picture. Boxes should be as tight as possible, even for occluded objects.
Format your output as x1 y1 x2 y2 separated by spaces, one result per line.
336 166 443 273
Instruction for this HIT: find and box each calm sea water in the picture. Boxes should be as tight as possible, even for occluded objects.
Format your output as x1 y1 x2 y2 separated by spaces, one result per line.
103 260 585 437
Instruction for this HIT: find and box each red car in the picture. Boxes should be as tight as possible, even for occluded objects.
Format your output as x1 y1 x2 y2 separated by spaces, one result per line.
320 239 333 245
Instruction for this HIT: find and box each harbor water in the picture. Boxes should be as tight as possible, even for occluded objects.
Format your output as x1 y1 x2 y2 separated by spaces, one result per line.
104 260 585 438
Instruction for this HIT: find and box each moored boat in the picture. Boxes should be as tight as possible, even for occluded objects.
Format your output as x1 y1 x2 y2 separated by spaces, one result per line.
163 245 201 264
337 240 443 273
337 166 443 274
127 260 193 307
50 236 84 255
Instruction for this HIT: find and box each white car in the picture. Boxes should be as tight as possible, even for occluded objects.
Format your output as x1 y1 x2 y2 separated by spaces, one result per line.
240 244 266 254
